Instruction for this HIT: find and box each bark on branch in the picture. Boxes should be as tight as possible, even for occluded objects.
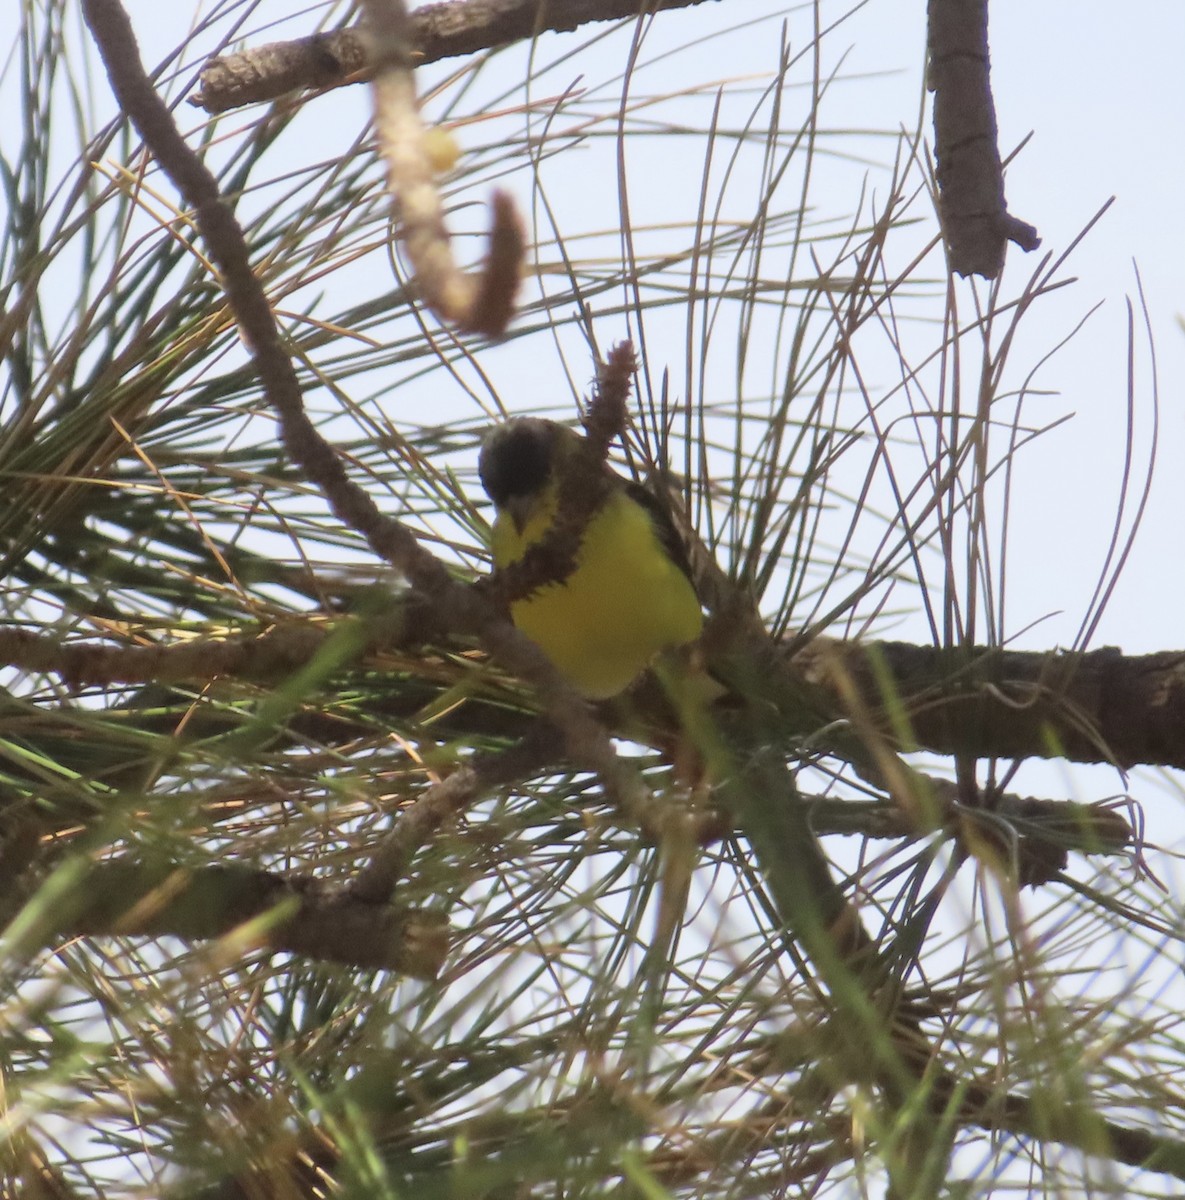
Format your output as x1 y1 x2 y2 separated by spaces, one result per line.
57 859 450 977
800 639 1185 771
927 0 1040 277
190 0 723 114
6 619 1183 772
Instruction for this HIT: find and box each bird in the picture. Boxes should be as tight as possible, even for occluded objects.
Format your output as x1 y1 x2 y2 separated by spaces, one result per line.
478 418 704 699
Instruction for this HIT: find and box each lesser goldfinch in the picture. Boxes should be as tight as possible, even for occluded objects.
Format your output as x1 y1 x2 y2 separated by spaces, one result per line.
479 418 703 699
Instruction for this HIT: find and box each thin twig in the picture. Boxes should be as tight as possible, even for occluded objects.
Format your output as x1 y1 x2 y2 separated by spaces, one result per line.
482 342 635 608
350 725 562 903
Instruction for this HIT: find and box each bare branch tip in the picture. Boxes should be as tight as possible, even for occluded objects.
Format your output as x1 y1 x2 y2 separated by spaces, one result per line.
584 339 637 446
1004 213 1041 253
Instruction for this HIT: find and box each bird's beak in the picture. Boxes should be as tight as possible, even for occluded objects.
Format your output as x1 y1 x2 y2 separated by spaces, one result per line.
506 495 534 535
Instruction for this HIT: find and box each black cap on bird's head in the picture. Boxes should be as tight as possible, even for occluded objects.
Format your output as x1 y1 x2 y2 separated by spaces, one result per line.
479 418 563 511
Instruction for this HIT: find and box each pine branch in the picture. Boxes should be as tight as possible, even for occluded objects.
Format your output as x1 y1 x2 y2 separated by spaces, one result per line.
9 616 1181 771
56 858 450 977
360 0 524 335
189 0 725 114
801 637 1185 770
927 0 1040 276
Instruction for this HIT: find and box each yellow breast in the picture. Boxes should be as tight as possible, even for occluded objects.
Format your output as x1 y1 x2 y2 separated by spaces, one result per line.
490 488 703 699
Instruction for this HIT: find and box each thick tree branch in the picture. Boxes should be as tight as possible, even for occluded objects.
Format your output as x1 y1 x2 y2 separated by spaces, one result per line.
56 859 450 977
801 638 1185 771
927 0 1039 277
6 616 1181 774
190 0 724 114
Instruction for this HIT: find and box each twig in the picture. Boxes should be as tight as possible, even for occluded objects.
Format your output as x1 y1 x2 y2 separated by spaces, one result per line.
582 339 636 451
350 725 563 903
805 787 1130 855
84 0 456 606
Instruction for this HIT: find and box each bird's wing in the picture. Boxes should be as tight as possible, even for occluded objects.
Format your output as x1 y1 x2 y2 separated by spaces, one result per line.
623 479 697 590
